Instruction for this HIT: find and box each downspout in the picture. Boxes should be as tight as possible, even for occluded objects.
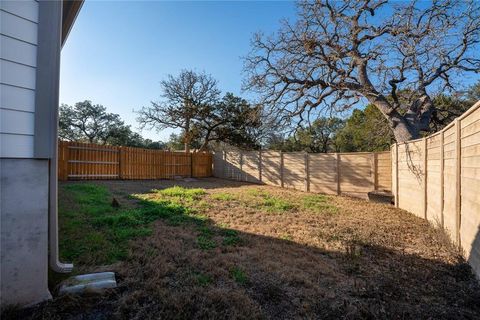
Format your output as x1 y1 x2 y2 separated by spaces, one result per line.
50 0 74 273
50 130 73 273
48 0 83 273
34 0 74 273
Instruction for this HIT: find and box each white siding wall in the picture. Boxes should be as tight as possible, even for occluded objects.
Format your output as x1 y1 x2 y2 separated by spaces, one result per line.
0 1 39 158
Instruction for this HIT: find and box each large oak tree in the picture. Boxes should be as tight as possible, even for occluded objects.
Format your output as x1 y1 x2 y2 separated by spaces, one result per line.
244 0 480 142
59 100 164 148
138 70 264 151
59 100 138 145
194 93 263 151
137 70 221 152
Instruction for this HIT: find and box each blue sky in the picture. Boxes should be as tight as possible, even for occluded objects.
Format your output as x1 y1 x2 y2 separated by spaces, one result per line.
60 1 479 142
60 0 297 141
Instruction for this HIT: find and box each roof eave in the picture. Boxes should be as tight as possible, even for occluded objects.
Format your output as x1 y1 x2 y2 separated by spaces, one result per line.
62 0 84 47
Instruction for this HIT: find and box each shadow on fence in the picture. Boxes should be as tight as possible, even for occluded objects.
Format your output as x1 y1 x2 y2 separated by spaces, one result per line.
213 149 391 199
392 100 480 279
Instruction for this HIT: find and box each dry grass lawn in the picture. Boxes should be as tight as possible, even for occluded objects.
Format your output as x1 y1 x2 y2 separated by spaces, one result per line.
4 178 480 319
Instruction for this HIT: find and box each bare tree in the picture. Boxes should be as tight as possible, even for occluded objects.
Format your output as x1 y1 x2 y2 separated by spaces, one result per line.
137 70 220 152
244 0 480 142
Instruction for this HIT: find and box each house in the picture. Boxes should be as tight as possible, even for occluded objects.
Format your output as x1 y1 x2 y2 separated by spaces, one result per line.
1 0 83 307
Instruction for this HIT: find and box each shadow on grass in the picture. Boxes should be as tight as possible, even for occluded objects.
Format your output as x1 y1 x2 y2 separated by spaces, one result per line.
57 184 213 267
5 182 480 320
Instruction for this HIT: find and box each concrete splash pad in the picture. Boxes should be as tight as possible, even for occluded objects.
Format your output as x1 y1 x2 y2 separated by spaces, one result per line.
58 272 117 295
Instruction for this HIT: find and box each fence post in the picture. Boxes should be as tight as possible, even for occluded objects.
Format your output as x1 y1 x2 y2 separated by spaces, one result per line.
118 146 123 179
440 131 445 228
190 152 194 178
423 138 428 220
304 152 310 192
280 151 284 188
336 153 341 195
58 141 68 181
371 153 377 191
209 152 213 177
395 144 399 208
259 150 262 182
239 150 244 181
455 118 462 246
223 150 227 178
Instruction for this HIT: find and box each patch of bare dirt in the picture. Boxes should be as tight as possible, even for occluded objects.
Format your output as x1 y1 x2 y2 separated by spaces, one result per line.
7 178 480 320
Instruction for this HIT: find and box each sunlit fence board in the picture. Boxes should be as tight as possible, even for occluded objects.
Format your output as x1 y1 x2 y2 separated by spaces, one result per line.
62 142 119 180
58 141 212 180
261 151 281 186
192 152 213 178
309 153 337 194
283 153 305 191
377 152 392 191
426 133 443 226
223 150 242 180
339 153 373 198
443 125 457 241
242 151 261 183
213 148 391 198
393 101 480 279
460 106 480 278
397 141 425 218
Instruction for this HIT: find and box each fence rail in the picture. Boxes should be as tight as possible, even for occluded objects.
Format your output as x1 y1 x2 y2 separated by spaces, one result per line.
58 141 213 181
392 101 480 279
213 149 391 198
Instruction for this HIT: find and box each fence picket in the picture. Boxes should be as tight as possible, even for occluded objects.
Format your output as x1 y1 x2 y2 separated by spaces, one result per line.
394 101 480 278
57 141 213 181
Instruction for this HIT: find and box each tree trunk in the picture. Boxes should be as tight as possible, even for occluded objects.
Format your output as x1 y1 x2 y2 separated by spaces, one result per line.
390 120 418 143
198 144 208 152
370 98 420 143
198 134 210 152
198 126 217 152
321 141 328 153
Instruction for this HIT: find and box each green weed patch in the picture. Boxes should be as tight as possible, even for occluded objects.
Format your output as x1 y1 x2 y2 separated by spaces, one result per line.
156 186 206 198
301 195 338 214
231 267 247 285
241 188 296 212
211 192 236 201
197 235 216 250
59 184 207 265
222 229 241 246
192 272 212 287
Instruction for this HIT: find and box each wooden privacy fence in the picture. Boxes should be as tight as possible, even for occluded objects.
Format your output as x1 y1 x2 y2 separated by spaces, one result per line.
58 141 213 181
392 101 480 278
214 149 391 198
